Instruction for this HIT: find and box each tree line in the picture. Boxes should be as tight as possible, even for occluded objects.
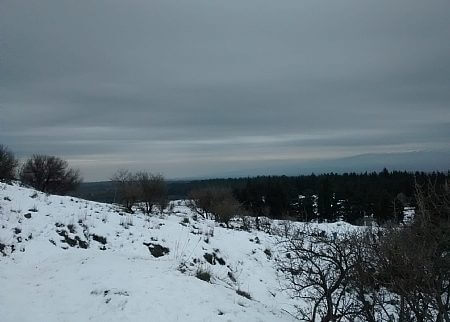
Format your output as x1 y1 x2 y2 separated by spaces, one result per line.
173 170 449 224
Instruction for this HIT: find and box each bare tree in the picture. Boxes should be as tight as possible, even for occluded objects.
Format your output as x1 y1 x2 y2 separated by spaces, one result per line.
209 188 241 228
188 187 215 219
372 181 450 322
0 145 18 182
111 169 139 212
136 172 168 214
348 229 396 322
20 154 81 194
349 180 450 322
277 179 450 322
188 186 241 226
277 225 361 322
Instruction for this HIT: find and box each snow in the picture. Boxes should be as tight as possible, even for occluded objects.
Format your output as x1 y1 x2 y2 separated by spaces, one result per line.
0 182 315 322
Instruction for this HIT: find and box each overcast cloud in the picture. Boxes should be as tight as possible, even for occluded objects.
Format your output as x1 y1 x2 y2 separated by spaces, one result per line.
1 0 449 180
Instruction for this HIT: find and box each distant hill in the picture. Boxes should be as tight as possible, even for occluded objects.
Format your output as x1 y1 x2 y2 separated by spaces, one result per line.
198 151 450 178
70 181 117 203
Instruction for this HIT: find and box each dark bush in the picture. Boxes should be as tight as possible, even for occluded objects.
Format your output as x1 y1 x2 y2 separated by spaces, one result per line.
236 289 252 300
20 154 81 194
91 234 107 245
111 169 139 212
189 186 241 227
111 170 168 214
0 145 18 182
278 180 450 322
195 268 212 282
370 181 450 321
136 172 168 214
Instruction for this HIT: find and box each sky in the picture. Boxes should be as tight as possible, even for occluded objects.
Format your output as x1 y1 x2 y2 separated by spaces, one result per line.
1 0 449 181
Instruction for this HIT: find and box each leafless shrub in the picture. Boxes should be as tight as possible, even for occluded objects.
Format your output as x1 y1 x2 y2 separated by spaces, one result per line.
136 172 168 214
188 187 215 219
372 181 450 321
112 170 168 214
210 188 241 228
195 266 212 282
346 229 395 322
111 169 139 212
277 180 450 322
20 154 81 194
120 214 133 228
277 225 361 321
189 186 241 227
241 214 252 231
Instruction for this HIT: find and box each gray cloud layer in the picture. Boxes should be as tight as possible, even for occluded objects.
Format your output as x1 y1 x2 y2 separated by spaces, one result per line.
1 0 449 180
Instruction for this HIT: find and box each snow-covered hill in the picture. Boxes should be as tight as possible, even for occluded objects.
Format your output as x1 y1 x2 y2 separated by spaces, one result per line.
0 182 306 322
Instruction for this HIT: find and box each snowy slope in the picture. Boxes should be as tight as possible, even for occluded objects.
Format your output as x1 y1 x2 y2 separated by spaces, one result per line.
0 182 309 322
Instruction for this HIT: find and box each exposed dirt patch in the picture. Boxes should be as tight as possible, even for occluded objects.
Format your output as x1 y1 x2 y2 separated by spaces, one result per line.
203 251 226 265
143 242 169 257
56 229 89 249
92 234 107 245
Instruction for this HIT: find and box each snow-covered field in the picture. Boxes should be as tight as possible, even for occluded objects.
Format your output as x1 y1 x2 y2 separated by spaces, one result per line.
0 182 357 321
0 182 310 322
